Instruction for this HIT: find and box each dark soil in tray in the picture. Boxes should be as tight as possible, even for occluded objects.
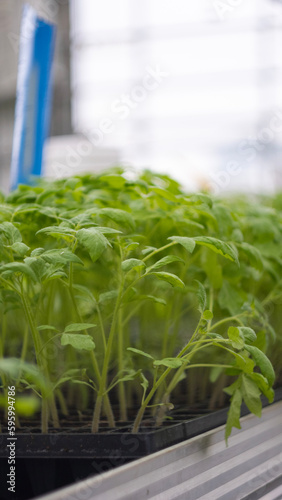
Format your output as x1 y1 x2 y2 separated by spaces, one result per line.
0 389 281 500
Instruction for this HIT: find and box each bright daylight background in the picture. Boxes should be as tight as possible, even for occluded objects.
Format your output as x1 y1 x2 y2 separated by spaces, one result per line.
70 0 282 193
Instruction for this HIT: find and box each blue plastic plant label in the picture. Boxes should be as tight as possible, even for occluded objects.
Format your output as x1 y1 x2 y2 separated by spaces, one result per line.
10 4 56 190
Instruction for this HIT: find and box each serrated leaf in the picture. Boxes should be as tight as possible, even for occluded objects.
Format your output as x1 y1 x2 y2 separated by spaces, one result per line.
122 259 146 272
168 236 196 253
194 236 239 264
238 242 263 271
238 327 257 344
195 280 206 313
77 227 110 262
225 388 242 442
127 347 154 360
249 373 274 403
72 284 96 303
36 226 76 237
241 374 262 417
0 222 22 244
151 187 178 202
30 248 45 257
139 295 166 306
245 345 275 386
190 193 213 208
153 357 183 368
10 242 30 256
96 227 123 235
218 281 245 316
228 326 245 350
61 333 95 351
147 255 184 272
99 208 135 230
0 262 37 282
64 323 96 333
149 272 185 289
41 249 83 266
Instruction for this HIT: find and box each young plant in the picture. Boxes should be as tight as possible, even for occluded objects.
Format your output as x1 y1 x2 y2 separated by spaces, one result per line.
0 168 278 441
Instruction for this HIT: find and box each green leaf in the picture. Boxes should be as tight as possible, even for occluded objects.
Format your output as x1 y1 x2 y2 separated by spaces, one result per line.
36 226 76 237
241 374 262 417
99 208 135 230
225 388 242 442
0 395 40 417
194 236 239 264
37 325 59 332
195 280 206 314
127 347 154 360
61 333 95 351
122 259 146 272
0 262 37 282
72 284 96 303
245 345 275 386
168 236 196 253
0 358 49 394
64 323 96 333
0 222 22 244
153 358 183 368
147 255 184 272
41 249 83 266
95 227 123 235
190 193 213 208
139 295 167 306
238 327 257 344
100 174 126 189
249 373 274 403
10 242 30 256
218 281 245 316
77 227 110 262
99 290 118 303
14 396 41 416
151 187 178 202
149 272 185 289
228 326 245 350
201 250 223 289
30 248 45 257
238 242 263 271
141 246 156 256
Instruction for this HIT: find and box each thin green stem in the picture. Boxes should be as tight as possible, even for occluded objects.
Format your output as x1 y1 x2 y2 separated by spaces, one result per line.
92 282 124 432
143 242 177 263
117 309 127 421
20 286 59 431
67 272 115 428
96 303 107 352
209 313 247 332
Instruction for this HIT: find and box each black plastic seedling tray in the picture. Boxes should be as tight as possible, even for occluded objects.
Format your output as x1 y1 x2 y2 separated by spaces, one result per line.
1 389 281 499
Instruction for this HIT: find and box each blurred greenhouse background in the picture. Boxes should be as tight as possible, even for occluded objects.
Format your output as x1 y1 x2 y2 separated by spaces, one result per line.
1 0 282 193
